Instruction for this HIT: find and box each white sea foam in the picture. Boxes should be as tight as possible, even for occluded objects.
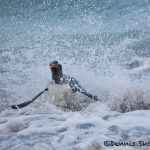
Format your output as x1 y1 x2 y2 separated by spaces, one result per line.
1 107 150 150
129 57 150 76
1 1 150 149
0 61 150 150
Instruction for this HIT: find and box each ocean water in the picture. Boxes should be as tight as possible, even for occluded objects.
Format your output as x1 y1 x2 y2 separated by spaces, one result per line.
0 0 150 149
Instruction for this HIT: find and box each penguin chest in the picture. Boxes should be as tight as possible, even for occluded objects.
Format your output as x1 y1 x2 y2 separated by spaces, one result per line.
48 84 72 105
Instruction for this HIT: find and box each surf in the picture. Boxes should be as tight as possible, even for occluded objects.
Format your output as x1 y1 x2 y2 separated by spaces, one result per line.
0 0 150 149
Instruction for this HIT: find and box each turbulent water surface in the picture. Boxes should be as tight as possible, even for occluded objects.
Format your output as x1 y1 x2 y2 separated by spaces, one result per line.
0 0 150 150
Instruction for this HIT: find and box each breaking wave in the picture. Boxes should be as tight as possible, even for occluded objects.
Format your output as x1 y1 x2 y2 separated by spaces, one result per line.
0 1 150 149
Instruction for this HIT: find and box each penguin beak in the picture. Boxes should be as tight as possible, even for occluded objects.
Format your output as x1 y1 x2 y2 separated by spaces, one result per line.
49 64 58 68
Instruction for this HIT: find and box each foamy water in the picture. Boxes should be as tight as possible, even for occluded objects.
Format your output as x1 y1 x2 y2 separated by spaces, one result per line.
1 0 150 149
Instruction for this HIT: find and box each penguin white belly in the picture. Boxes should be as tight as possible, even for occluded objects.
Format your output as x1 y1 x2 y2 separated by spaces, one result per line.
48 84 72 105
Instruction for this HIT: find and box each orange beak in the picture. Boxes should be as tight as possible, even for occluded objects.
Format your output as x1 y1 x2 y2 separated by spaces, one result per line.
49 64 58 68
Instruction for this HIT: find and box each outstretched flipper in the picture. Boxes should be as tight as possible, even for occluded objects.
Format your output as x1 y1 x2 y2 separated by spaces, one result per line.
63 75 99 101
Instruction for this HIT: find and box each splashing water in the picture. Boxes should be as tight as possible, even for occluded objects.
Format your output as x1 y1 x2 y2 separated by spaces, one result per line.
0 0 150 149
